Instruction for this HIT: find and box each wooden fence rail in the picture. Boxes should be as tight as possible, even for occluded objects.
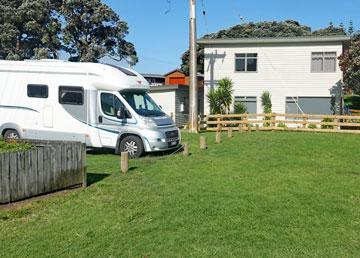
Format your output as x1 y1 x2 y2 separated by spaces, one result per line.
0 140 86 204
200 113 360 134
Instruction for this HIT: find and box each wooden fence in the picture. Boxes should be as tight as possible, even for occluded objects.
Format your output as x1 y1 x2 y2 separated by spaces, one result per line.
200 113 360 134
0 140 86 204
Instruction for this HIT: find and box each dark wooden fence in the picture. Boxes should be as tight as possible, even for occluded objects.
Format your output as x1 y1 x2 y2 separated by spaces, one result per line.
0 140 86 204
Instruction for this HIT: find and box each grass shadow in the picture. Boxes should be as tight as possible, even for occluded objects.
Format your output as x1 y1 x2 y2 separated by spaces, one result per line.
87 173 111 186
87 148 115 155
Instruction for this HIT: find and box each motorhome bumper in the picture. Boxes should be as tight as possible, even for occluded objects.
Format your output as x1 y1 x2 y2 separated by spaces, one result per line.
143 128 181 152
147 140 180 151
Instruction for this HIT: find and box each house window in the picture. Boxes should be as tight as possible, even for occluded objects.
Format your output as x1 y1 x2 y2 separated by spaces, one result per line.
311 52 336 73
286 97 333 115
234 96 257 113
235 53 257 72
27 84 48 98
59 86 84 105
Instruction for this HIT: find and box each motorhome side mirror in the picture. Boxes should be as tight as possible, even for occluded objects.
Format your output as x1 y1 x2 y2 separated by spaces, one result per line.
159 105 162 109
117 107 126 119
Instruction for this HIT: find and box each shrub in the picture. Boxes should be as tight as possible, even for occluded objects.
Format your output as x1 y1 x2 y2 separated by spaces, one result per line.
277 122 287 128
261 91 272 114
234 101 247 114
321 118 334 129
0 140 32 153
261 91 272 127
308 123 317 129
207 77 234 114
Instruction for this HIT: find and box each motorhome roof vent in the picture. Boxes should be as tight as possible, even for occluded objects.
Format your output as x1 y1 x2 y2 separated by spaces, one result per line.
106 64 137 77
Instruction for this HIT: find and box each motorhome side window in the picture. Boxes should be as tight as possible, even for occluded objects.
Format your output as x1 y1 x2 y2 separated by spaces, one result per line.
100 93 130 118
59 86 84 105
27 84 48 98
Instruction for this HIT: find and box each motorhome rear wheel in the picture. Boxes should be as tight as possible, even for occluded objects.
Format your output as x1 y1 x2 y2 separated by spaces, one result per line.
3 129 20 140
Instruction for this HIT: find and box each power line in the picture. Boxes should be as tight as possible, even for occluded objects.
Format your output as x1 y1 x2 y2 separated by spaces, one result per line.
201 0 209 34
230 0 245 23
164 0 171 15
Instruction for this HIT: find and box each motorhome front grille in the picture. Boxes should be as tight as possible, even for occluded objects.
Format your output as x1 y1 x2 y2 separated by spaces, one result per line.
165 130 179 141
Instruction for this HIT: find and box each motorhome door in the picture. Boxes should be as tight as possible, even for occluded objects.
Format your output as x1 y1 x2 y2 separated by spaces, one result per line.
96 91 136 147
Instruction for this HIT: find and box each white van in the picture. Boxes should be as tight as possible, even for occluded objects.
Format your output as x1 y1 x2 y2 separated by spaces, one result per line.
0 60 181 157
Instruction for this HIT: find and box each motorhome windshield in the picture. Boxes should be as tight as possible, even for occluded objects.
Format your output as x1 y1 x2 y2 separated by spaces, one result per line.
121 91 165 117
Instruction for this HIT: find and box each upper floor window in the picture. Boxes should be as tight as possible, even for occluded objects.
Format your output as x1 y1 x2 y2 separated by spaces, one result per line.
27 84 48 98
235 53 257 72
311 52 336 73
59 86 84 105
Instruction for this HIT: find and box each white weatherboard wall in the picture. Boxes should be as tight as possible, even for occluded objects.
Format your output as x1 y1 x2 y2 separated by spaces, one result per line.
149 91 176 119
203 42 344 114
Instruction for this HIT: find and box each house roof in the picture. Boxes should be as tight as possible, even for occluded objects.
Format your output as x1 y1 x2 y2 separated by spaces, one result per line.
141 73 165 79
164 69 184 77
163 68 204 78
197 35 351 46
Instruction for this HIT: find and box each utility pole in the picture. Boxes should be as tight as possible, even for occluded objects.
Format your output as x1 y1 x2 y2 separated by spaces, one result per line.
189 0 198 133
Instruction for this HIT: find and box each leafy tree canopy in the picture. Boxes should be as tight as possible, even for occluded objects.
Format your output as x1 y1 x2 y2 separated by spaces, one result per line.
339 33 360 94
181 20 347 75
61 0 136 62
0 0 61 60
0 0 137 64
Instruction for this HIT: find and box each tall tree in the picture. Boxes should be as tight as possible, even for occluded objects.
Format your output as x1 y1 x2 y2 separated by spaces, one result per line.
312 22 347 36
339 34 360 94
0 0 61 60
60 0 137 63
348 19 354 36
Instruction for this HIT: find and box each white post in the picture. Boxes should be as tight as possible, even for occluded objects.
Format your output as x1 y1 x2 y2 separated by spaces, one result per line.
189 0 198 133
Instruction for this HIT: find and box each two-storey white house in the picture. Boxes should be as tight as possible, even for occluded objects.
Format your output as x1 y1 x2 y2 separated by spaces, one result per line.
198 35 350 115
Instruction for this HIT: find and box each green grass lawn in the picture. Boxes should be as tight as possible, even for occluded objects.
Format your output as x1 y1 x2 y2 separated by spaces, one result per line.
1 132 360 257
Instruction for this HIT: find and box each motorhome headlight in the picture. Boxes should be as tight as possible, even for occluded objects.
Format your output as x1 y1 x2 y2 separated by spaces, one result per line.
140 117 157 128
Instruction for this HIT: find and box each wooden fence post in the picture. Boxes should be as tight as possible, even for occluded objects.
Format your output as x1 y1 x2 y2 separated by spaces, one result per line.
216 115 222 132
183 142 189 156
255 124 259 131
271 113 276 129
200 136 207 150
228 128 233 138
244 114 249 131
302 115 307 129
82 143 87 188
248 124 252 132
216 131 221 143
120 152 129 173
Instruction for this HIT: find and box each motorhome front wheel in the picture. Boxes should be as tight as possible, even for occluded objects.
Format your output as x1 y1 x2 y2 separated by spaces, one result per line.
120 135 144 158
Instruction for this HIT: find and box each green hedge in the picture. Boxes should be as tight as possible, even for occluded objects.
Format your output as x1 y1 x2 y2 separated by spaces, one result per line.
0 140 32 153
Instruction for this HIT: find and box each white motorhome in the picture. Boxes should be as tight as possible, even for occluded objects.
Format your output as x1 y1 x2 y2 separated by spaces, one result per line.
0 60 181 157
